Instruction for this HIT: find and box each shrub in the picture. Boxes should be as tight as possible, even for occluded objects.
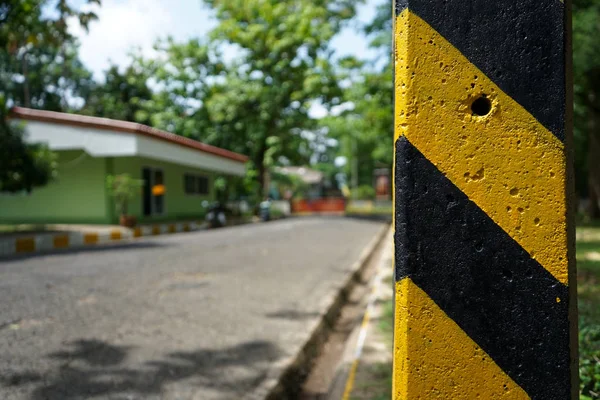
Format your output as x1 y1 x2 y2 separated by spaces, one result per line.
106 174 144 216
352 184 376 200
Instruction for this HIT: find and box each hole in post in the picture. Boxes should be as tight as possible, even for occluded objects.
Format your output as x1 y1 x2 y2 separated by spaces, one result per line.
471 95 492 116
474 242 484 252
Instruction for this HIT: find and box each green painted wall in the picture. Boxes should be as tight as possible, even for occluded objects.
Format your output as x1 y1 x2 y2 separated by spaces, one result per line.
0 152 217 225
112 157 215 224
0 150 109 224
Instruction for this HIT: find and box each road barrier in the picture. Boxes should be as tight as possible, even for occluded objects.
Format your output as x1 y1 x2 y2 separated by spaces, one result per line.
392 1 577 398
291 198 346 214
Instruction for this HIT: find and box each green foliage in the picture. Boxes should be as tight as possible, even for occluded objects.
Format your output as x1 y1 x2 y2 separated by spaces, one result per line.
573 0 600 205
105 174 144 216
576 226 600 398
0 41 94 111
580 318 600 399
352 184 376 200
364 1 392 52
270 206 285 219
81 63 153 124
579 264 600 399
131 37 218 136
378 294 394 340
0 0 99 110
0 97 57 192
140 0 361 197
270 169 310 199
322 3 392 188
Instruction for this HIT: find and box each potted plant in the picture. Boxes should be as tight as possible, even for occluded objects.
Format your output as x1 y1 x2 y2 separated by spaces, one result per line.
106 174 144 227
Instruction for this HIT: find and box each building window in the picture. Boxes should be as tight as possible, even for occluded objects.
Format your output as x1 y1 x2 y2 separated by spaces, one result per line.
197 176 209 195
184 174 196 194
184 173 210 196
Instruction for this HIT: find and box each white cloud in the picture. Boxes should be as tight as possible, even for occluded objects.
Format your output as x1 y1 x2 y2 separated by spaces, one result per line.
71 0 215 80
330 0 382 61
70 0 383 81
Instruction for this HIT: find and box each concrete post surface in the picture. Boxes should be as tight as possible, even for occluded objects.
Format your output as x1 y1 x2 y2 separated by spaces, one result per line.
392 1 577 398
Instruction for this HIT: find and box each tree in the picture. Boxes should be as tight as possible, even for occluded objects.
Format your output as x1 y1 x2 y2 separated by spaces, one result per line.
0 40 94 111
199 0 360 197
0 97 57 193
81 62 153 124
131 37 221 136
572 0 600 218
0 0 99 110
116 1 359 198
322 2 393 189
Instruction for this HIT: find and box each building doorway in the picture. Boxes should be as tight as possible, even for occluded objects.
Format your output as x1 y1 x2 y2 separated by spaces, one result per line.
142 167 165 217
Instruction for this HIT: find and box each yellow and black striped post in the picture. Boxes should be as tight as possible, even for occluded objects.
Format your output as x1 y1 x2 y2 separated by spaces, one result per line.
392 0 578 399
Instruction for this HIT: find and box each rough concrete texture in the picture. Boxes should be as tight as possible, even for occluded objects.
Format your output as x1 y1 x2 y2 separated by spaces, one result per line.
0 217 384 400
394 10 567 284
394 138 569 399
395 0 565 140
393 2 573 399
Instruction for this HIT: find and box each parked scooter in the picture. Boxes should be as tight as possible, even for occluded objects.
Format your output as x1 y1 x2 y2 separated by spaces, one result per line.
259 198 271 222
205 201 228 228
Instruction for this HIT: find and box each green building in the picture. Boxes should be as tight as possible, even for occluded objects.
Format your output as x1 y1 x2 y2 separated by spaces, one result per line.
1 108 247 225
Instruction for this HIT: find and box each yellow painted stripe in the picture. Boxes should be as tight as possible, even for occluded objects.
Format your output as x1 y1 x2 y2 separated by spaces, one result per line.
53 234 69 249
183 223 190 232
84 233 98 245
133 227 142 238
394 10 567 284
393 278 529 399
168 224 176 233
15 237 35 253
110 230 122 241
152 226 160 235
341 247 387 400
341 310 370 400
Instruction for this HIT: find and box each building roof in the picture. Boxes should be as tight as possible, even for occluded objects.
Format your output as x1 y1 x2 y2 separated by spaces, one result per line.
9 107 248 163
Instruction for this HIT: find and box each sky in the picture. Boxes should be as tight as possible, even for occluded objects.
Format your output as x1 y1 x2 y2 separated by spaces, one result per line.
68 0 383 81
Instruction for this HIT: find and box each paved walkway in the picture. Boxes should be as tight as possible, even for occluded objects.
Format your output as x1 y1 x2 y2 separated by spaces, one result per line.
0 217 385 400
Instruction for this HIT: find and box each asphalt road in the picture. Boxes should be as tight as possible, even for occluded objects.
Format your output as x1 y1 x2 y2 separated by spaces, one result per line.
0 217 384 400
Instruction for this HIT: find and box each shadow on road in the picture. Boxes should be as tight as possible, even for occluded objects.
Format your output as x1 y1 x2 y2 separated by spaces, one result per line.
48 339 131 366
2 339 282 399
265 309 321 320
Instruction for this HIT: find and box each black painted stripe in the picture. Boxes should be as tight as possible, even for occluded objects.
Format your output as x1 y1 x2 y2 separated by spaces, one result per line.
394 136 571 399
394 0 407 16
394 0 565 141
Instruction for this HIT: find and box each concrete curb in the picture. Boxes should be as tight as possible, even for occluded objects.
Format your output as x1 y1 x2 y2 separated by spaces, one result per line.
246 223 390 400
329 227 394 400
0 221 208 258
292 211 346 217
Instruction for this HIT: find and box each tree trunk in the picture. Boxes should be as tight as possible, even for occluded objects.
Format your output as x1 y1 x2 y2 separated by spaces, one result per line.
22 52 30 108
256 139 269 200
588 108 600 219
588 177 600 219
59 8 69 110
